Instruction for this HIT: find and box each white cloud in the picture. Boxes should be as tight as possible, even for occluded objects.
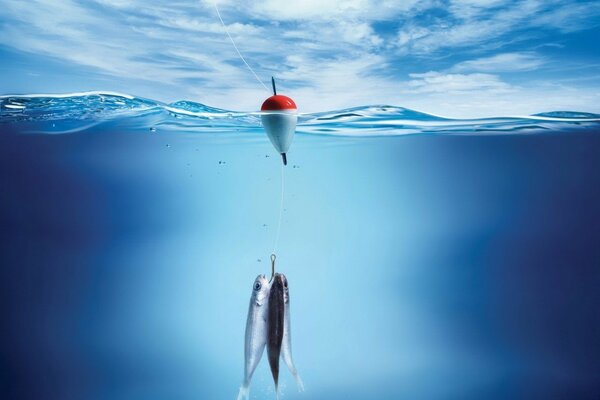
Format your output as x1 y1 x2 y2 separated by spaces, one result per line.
248 0 419 21
452 52 545 72
398 82 600 118
158 18 263 36
397 27 430 47
252 0 368 21
273 53 398 112
396 8 528 54
530 1 600 32
404 72 512 94
396 0 600 54
340 22 383 46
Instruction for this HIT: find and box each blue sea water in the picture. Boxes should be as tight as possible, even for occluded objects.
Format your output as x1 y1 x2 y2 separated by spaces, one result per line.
1 92 599 400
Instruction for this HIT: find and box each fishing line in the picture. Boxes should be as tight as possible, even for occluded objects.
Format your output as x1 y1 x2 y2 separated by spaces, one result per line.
213 1 270 93
269 165 285 281
272 162 285 255
212 1 287 266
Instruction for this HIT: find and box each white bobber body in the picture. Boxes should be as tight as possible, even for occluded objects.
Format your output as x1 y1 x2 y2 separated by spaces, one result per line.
261 79 297 165
261 110 297 165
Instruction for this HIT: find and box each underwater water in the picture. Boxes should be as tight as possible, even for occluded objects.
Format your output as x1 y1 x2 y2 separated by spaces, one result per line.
1 92 600 400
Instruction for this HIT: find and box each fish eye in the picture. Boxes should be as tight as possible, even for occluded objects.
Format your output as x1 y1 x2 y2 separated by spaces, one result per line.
254 281 262 291
283 280 288 288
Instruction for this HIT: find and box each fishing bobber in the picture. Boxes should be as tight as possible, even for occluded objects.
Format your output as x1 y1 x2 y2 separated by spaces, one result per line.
261 78 297 165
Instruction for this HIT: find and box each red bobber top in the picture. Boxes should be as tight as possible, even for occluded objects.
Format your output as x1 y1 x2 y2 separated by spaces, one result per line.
261 95 297 111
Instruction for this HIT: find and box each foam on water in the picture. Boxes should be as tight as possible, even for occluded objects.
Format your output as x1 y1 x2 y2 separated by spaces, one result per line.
1 91 599 135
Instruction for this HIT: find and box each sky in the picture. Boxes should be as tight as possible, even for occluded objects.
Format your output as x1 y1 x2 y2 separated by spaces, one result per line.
1 0 599 117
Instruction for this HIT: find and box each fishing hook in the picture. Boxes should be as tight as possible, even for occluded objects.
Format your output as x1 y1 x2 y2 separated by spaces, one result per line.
270 253 276 282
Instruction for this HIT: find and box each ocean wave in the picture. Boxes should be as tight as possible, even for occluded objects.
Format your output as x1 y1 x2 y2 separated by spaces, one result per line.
1 91 599 136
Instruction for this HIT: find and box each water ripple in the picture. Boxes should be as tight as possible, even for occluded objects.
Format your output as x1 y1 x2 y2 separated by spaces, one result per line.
1 91 599 136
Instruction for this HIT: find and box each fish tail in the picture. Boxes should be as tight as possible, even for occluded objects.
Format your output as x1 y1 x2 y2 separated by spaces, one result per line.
268 351 280 383
295 374 305 392
236 382 250 400
283 358 304 392
274 382 280 400
284 361 304 392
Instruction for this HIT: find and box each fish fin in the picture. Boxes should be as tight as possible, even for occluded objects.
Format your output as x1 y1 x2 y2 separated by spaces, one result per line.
236 383 249 400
